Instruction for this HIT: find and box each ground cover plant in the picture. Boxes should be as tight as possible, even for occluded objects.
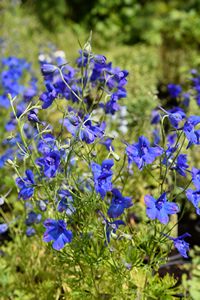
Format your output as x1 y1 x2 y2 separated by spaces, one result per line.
1 32 200 299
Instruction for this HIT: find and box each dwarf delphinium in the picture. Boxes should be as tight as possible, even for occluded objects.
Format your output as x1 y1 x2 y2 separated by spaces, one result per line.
26 227 36 237
4 45 200 300
28 109 43 125
108 188 132 218
186 189 200 215
43 219 73 250
145 193 179 224
167 108 185 129
98 210 125 244
16 169 35 200
191 167 200 189
183 116 200 148
186 167 200 215
40 83 57 109
36 133 62 178
57 189 75 216
166 233 191 258
91 159 114 199
126 136 163 170
0 57 31 108
36 150 61 178
162 144 178 166
0 223 8 234
158 106 186 129
173 154 189 177
167 83 182 99
0 56 38 170
39 49 128 115
37 134 57 154
64 113 105 144
25 211 42 226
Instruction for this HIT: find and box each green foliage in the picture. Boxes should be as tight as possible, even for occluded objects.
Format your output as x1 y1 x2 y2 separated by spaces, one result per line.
182 246 200 299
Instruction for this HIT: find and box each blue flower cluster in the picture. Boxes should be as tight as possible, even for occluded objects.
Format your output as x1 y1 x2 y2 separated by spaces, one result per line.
2 47 200 263
0 56 38 168
39 50 128 115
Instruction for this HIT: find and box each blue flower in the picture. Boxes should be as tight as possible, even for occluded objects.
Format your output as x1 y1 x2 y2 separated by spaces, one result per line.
43 219 73 250
151 110 161 125
167 133 177 146
36 151 61 178
26 227 36 237
167 107 185 129
91 159 114 199
173 154 189 177
28 109 43 124
100 138 114 151
16 170 35 200
145 193 179 224
168 84 182 98
167 233 191 258
0 223 8 234
25 211 42 225
105 219 125 243
41 64 57 75
98 211 125 243
79 119 105 144
37 200 48 212
40 83 57 109
57 190 75 215
37 134 57 154
64 115 80 136
152 129 161 145
108 188 132 218
104 93 120 115
126 136 163 170
0 149 13 168
76 50 89 67
186 189 200 215
183 116 200 148
191 167 200 189
182 93 190 107
64 114 105 144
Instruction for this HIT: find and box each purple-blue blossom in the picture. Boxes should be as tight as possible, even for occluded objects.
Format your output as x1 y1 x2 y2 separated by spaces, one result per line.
0 223 8 234
36 151 61 178
168 84 182 98
91 159 114 199
173 154 189 177
191 167 200 189
168 107 186 129
43 219 73 250
126 136 163 170
186 189 200 215
64 115 105 144
40 83 57 109
57 189 75 215
145 193 179 224
26 227 36 237
108 188 132 218
98 210 125 244
41 64 57 76
25 211 42 225
167 233 191 258
183 116 200 148
16 169 35 200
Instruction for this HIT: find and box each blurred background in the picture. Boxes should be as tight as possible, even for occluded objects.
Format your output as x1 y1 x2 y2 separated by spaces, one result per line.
2 0 200 120
2 0 200 76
